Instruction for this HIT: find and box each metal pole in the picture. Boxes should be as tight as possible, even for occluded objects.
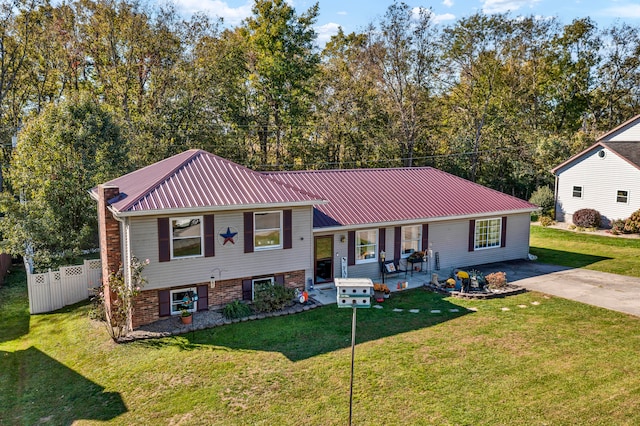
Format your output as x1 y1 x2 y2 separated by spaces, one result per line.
348 306 356 426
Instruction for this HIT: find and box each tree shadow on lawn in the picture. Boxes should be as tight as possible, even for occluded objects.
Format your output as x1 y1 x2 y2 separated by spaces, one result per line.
0 346 127 425
139 289 471 362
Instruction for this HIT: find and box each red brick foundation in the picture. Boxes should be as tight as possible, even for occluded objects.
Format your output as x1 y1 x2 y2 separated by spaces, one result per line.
131 269 307 329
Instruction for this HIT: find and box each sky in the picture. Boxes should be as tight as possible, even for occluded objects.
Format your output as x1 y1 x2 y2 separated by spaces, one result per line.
169 0 640 45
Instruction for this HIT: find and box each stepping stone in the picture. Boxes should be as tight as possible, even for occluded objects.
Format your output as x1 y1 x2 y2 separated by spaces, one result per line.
430 309 441 314
409 309 420 313
517 305 528 308
373 305 383 309
531 301 540 305
467 307 478 312
393 308 404 312
449 308 459 313
501 307 510 311
543 295 551 299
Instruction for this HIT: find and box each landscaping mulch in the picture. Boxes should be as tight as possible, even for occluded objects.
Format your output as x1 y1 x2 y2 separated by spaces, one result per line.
119 298 321 343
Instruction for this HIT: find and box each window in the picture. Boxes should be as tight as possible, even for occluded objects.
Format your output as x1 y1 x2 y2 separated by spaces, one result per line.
475 218 502 250
572 186 583 198
251 277 274 300
617 190 629 204
171 217 203 258
356 229 378 263
170 288 198 315
254 211 282 250
401 225 421 258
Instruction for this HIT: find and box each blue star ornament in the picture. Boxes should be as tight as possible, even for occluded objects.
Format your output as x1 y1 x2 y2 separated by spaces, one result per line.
220 227 238 245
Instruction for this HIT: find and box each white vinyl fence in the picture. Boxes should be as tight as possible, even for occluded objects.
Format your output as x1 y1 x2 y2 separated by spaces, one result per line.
26 259 102 314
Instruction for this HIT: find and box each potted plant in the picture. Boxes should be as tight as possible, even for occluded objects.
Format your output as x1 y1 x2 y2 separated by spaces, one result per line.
373 283 390 301
180 308 193 324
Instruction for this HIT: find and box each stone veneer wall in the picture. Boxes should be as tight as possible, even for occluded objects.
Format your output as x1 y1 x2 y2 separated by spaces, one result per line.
131 269 306 329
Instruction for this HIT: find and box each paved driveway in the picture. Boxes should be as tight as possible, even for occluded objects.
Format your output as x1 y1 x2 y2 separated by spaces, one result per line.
473 260 640 318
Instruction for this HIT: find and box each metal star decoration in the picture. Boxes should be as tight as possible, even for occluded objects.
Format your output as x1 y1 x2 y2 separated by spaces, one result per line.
220 227 238 245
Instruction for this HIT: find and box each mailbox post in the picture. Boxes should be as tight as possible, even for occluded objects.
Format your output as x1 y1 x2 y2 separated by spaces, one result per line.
335 278 373 426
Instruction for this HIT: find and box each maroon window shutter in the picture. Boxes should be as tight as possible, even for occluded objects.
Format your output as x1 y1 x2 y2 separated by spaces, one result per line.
347 231 355 266
468 220 476 252
159 290 170 316
197 285 209 311
394 227 401 260
158 218 170 262
275 274 285 286
422 224 429 252
283 210 292 249
501 216 508 248
244 212 254 253
242 279 253 301
204 215 215 257
378 228 386 254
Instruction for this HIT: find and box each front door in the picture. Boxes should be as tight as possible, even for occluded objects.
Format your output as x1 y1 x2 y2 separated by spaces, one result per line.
314 235 333 284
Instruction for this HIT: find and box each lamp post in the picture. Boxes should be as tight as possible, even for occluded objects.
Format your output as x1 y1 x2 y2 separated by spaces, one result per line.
380 250 386 284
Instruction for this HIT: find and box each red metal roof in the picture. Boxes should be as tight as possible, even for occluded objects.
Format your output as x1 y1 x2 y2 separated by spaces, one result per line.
267 167 537 228
93 150 324 214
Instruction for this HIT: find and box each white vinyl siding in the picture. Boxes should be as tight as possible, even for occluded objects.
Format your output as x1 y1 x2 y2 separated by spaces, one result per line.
129 207 314 290
425 214 530 271
555 147 640 223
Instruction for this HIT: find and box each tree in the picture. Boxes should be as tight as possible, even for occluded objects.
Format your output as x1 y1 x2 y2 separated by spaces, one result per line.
242 0 320 167
0 97 129 269
365 2 440 166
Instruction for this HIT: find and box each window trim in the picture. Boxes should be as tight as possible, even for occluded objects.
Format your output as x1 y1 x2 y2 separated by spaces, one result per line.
251 276 275 300
170 287 198 315
572 186 583 199
400 225 422 258
254 211 283 251
616 190 629 204
355 229 378 264
474 218 502 251
170 216 204 259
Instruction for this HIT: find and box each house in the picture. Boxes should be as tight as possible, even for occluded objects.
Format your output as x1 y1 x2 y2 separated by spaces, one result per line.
91 149 536 329
552 115 640 226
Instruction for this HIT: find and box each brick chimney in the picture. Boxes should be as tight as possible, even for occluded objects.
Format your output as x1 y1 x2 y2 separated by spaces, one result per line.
97 184 122 313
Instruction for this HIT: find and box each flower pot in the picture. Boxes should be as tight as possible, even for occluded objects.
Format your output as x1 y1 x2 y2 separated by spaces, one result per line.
181 314 192 325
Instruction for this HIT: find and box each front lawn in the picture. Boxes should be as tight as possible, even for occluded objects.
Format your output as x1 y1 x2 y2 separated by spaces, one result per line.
2 267 640 425
530 225 640 277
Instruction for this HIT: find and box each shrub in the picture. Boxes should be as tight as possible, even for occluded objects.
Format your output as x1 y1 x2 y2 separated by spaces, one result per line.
572 208 601 228
624 209 640 234
529 186 555 216
485 271 507 289
223 300 253 319
252 283 295 313
539 216 554 227
611 219 626 234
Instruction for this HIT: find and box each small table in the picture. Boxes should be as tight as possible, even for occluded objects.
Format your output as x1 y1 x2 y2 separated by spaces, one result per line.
407 258 423 276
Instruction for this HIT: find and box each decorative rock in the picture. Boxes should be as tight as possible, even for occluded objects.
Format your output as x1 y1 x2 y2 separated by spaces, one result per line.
449 308 459 312
409 309 419 313
501 307 510 311
393 308 404 312
373 305 383 309
517 305 527 308
430 309 441 314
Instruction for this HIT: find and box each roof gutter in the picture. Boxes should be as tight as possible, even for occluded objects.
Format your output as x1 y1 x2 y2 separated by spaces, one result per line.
108 199 328 219
311 208 538 233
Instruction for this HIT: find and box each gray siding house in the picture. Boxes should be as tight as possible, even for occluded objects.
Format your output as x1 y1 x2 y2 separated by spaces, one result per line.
92 149 537 329
553 115 640 226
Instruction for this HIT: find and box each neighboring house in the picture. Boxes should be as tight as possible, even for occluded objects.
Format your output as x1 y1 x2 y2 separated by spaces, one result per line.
91 149 536 329
552 115 640 226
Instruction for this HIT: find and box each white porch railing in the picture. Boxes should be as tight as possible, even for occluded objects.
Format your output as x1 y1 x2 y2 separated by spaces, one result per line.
26 259 102 314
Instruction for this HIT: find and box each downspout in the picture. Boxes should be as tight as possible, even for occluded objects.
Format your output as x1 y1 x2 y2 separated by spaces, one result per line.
109 209 131 288
553 173 559 222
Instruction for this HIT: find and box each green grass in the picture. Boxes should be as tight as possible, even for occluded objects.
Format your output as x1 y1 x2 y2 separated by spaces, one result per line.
530 225 640 277
3 262 640 425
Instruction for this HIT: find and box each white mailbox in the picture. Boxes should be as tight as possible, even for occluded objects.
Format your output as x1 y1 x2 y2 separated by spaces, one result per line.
335 278 374 308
